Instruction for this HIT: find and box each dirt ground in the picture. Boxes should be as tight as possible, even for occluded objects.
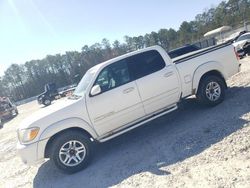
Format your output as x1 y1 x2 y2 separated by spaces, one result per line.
0 57 250 188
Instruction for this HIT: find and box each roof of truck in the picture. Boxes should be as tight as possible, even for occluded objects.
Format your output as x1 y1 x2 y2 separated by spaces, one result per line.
89 45 169 72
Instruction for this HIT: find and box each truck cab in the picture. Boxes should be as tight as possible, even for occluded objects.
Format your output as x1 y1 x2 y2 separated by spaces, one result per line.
37 83 59 106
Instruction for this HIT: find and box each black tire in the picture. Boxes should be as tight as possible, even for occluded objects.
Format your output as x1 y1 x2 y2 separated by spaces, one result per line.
50 130 92 174
12 109 18 117
43 98 51 106
196 75 226 106
0 119 3 127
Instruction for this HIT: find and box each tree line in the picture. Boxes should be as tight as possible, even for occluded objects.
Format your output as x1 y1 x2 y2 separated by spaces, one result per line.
1 0 250 101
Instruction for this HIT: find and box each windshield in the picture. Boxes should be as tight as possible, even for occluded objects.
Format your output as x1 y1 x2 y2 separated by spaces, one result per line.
73 68 97 97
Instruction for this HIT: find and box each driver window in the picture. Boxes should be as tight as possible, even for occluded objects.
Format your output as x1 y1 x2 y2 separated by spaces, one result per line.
95 60 130 93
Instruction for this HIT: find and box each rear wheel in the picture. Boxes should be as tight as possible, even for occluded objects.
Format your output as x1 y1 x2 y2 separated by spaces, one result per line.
50 130 92 174
196 75 226 106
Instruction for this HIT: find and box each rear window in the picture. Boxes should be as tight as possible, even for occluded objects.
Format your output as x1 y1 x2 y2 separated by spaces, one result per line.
168 45 200 58
127 50 165 80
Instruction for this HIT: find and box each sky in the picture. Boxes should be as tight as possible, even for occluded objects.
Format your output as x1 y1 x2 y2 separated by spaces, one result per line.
0 0 223 76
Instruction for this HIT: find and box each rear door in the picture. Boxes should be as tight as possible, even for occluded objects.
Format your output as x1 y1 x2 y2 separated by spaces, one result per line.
127 50 180 115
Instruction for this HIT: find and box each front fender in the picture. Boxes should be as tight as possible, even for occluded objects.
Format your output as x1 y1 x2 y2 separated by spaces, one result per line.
192 61 226 94
39 117 98 140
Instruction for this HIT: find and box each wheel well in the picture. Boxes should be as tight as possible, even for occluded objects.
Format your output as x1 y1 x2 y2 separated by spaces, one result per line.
197 70 227 92
44 127 93 158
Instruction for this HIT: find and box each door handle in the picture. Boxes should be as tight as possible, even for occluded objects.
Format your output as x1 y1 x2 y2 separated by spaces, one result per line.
123 87 134 94
164 71 173 78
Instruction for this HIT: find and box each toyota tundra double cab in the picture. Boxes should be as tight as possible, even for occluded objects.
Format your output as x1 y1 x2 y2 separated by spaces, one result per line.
17 43 241 173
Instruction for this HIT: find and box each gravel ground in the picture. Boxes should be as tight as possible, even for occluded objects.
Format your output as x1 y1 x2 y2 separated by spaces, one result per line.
0 57 250 188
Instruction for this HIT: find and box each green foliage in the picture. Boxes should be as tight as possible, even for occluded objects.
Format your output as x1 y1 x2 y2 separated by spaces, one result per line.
1 0 250 101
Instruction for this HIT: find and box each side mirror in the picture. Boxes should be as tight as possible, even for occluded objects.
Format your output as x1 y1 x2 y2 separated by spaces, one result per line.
90 85 101 96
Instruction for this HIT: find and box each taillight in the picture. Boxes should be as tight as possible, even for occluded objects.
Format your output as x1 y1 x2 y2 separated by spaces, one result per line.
234 47 240 60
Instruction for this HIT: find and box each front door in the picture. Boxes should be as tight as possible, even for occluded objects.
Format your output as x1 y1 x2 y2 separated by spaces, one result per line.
86 60 145 136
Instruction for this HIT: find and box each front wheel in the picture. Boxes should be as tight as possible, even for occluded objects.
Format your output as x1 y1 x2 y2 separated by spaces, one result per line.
43 98 51 106
50 130 92 174
196 75 226 106
11 109 18 117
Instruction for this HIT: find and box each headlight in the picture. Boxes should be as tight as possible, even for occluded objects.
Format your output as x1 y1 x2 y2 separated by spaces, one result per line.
18 127 40 143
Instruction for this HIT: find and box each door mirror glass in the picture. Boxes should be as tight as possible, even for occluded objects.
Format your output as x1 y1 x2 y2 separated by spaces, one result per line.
90 85 101 96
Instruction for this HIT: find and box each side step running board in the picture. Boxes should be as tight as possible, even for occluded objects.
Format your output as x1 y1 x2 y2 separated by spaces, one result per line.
98 105 178 142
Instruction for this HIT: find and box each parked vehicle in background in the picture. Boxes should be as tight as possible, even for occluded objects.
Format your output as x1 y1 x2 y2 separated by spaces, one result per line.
168 44 200 59
58 84 77 98
37 83 59 106
233 32 250 58
0 97 18 123
243 42 250 55
227 30 248 43
17 44 240 173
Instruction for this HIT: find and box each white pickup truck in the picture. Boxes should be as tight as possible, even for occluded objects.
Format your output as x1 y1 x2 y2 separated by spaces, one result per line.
17 43 241 173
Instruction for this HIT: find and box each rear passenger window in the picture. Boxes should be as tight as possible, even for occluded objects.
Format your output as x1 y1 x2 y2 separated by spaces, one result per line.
127 50 165 79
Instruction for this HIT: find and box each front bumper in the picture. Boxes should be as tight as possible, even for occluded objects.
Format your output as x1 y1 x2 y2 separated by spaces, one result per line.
17 141 45 165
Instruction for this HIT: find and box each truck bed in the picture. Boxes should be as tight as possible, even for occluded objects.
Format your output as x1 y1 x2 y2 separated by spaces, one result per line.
173 41 239 98
172 42 233 64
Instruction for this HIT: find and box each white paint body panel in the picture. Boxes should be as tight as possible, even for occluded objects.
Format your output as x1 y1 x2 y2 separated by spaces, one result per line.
135 66 180 115
86 81 145 136
17 45 240 165
175 44 240 97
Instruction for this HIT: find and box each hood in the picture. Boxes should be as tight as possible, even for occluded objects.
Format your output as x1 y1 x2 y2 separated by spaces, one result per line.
19 97 88 131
